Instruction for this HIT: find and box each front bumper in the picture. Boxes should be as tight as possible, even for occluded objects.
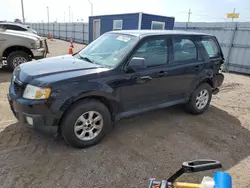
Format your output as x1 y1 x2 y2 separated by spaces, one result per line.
8 94 58 136
31 39 49 59
31 48 46 59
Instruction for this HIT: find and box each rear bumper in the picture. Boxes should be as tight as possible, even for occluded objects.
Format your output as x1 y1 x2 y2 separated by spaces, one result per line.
8 94 58 136
213 73 224 88
212 88 220 95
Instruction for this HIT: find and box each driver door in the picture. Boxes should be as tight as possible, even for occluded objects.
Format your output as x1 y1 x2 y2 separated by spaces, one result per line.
120 36 170 111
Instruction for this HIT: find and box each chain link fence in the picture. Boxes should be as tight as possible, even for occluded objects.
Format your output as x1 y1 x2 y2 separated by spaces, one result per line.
28 22 89 44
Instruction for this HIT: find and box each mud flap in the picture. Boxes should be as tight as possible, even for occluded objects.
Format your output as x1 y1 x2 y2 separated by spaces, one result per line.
44 39 49 55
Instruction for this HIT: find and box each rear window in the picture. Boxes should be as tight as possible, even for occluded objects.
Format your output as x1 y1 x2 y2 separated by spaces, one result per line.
201 38 220 58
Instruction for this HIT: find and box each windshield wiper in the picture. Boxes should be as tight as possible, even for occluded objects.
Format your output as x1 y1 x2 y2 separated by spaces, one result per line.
76 54 108 68
77 54 95 64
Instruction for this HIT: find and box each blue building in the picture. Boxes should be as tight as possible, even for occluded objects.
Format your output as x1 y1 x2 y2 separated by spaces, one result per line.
89 12 175 42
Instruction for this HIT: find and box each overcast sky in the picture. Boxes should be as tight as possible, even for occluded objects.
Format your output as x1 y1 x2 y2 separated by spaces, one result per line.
1 0 250 23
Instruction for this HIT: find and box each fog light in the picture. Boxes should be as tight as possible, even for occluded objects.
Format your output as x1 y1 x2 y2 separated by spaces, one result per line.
26 116 34 126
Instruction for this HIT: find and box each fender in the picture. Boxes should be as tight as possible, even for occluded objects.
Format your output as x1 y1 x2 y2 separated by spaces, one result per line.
51 81 121 121
186 68 214 98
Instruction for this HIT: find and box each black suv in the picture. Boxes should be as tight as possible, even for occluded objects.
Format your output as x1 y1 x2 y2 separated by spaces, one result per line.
8 30 224 148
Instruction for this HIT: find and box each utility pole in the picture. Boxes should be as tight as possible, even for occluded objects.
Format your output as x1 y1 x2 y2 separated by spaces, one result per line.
21 0 25 23
68 6 71 22
186 9 192 29
188 9 192 23
47 6 49 23
232 8 236 22
87 0 93 16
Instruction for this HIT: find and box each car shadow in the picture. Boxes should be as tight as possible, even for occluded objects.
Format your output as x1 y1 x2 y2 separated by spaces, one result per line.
0 105 249 187
110 105 250 182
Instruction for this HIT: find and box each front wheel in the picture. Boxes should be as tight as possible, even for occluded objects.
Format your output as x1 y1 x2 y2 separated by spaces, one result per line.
7 51 31 70
60 99 112 148
186 83 212 114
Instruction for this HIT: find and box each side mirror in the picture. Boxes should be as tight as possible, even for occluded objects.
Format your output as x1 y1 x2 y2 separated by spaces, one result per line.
126 57 146 71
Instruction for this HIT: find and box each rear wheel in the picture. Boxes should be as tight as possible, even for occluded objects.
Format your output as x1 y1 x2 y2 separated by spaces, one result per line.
186 83 212 114
60 99 112 148
7 51 31 70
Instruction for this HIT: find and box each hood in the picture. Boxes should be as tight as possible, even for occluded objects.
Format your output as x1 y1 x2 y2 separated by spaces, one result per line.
15 55 109 85
5 29 41 40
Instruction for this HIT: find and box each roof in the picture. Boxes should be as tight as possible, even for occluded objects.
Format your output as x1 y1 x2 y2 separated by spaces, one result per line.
109 30 212 37
0 22 29 29
0 22 22 26
90 12 174 18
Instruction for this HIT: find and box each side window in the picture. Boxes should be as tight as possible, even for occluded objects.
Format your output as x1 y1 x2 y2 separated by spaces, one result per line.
173 38 197 62
201 38 220 58
132 39 168 67
4 25 11 30
6 25 27 31
6 25 17 30
17 26 27 31
0 24 6 29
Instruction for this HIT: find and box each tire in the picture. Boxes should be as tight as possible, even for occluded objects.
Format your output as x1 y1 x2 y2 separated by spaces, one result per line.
7 51 31 70
186 83 212 115
60 99 112 148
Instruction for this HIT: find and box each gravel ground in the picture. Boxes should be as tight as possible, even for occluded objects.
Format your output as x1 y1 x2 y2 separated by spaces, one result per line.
46 39 85 58
0 39 250 188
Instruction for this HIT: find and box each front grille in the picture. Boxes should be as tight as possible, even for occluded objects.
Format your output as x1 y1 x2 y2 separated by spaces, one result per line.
13 82 21 94
12 76 24 97
40 40 43 48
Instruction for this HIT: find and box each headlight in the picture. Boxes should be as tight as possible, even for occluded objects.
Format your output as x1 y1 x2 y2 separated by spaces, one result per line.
23 84 51 99
32 40 40 49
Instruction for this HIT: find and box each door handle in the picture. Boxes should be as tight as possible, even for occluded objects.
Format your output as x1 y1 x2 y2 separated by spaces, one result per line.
137 76 152 84
194 65 201 71
140 76 152 80
157 71 168 77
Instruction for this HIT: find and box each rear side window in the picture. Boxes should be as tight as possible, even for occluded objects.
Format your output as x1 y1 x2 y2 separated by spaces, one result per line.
201 38 220 58
173 38 197 62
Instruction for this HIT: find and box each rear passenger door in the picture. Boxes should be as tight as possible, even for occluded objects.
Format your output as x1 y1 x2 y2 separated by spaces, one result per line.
164 36 205 100
200 36 224 73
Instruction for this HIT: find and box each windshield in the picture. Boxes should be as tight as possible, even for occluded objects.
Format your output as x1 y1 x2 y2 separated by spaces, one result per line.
77 33 138 68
